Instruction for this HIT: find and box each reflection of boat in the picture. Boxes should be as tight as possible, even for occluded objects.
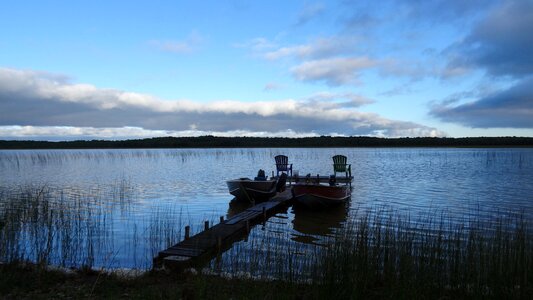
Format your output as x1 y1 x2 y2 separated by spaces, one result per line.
226 178 277 202
292 183 351 209
227 198 255 218
292 204 348 237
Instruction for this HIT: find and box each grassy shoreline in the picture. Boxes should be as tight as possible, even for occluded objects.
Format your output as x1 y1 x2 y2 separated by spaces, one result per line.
2 213 531 298
1 186 532 298
1 263 321 299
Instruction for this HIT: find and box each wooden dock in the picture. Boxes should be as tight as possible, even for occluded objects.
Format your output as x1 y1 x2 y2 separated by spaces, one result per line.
154 188 294 270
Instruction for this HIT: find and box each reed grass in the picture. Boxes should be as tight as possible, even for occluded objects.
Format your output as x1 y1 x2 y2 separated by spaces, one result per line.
309 209 532 298
201 206 531 298
1 184 532 298
0 182 197 273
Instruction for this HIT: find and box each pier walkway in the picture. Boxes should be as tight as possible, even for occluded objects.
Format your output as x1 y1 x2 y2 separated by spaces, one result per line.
154 189 293 270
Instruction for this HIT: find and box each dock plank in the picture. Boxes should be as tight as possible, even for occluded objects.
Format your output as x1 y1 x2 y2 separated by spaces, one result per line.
225 211 260 225
155 188 293 270
160 248 204 257
225 213 260 225
248 201 279 212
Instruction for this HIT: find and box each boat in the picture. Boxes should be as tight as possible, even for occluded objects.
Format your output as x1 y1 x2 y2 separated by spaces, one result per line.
226 178 277 202
292 182 351 209
226 171 287 202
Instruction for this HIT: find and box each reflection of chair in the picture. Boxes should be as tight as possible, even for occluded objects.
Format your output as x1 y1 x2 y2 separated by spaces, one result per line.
332 155 351 178
274 155 292 177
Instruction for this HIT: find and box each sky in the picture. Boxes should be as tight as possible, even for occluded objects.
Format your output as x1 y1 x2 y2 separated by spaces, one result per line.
0 0 532 140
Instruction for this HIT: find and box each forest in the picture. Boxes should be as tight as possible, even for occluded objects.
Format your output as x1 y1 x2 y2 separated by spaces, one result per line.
1 136 532 149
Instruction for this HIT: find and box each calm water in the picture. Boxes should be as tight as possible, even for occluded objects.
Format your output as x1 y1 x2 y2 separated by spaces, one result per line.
1 148 532 270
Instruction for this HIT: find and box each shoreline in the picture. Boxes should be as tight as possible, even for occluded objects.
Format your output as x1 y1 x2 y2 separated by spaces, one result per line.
1 136 533 149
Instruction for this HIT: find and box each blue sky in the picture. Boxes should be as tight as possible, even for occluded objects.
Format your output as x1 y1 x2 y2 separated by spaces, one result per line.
0 0 532 140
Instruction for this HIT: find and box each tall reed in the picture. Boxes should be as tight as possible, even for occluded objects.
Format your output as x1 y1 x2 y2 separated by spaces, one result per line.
0 182 194 272
1 183 531 298
311 209 532 298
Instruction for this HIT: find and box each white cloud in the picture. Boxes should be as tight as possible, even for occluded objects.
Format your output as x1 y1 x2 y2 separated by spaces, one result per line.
0 67 444 138
0 124 442 140
235 37 277 52
305 92 375 107
290 57 377 85
0 125 322 140
264 36 361 60
264 45 311 60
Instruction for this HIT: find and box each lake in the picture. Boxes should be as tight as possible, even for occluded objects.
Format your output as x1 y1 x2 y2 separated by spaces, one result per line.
1 148 532 272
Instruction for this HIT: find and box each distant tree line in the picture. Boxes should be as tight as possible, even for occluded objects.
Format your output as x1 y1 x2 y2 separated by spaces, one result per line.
1 136 533 149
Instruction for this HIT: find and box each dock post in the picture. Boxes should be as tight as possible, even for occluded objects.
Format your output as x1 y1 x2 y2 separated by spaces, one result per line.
219 216 224 223
204 220 209 231
217 236 222 252
245 220 250 233
185 226 190 240
262 206 266 222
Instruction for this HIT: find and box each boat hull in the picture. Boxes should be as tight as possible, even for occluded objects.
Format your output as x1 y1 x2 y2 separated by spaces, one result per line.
292 184 351 209
226 179 277 202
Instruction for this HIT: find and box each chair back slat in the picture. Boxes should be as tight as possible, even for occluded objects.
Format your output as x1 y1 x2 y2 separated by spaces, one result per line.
332 155 347 172
275 155 288 171
274 155 292 176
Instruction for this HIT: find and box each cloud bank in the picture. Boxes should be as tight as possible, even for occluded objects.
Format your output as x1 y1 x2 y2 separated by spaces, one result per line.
435 0 533 129
0 67 443 140
431 77 533 128
0 126 321 141
446 0 533 77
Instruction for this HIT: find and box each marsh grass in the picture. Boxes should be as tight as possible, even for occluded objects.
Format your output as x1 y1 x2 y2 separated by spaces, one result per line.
201 206 531 298
0 186 109 268
310 209 532 298
1 184 532 298
207 213 325 284
0 184 189 271
147 206 183 259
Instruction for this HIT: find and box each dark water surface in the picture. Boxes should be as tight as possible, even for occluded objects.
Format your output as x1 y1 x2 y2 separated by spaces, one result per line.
1 148 532 270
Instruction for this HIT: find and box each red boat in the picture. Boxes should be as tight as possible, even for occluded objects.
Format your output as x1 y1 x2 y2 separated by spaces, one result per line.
292 183 351 209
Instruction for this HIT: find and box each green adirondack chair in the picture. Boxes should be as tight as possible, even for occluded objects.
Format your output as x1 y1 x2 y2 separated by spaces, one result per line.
332 155 351 178
274 155 293 177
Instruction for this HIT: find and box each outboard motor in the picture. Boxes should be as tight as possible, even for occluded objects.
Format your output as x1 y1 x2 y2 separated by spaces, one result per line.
276 173 287 192
254 169 267 181
305 173 311 184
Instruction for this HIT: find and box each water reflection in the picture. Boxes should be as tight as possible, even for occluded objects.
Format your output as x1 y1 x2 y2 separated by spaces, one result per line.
227 198 254 218
291 204 348 245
